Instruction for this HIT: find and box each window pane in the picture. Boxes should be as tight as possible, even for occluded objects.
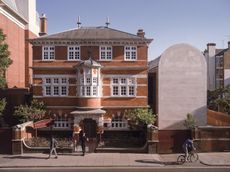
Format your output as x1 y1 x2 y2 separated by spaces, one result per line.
121 86 126 95
46 78 51 84
45 86 51 95
129 86 135 96
113 78 118 84
62 78 67 84
113 86 119 95
53 86 59 95
86 78 91 84
53 78 59 84
121 78 126 84
93 77 97 84
86 86 91 96
61 86 67 95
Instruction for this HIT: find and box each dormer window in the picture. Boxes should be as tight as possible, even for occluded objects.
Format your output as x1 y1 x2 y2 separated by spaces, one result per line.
42 46 55 60
68 46 80 60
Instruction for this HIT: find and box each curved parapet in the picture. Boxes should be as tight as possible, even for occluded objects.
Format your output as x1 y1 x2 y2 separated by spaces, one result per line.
158 43 207 130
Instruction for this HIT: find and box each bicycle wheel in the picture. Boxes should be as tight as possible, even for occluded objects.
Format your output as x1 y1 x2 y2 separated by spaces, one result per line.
189 152 199 162
177 155 186 164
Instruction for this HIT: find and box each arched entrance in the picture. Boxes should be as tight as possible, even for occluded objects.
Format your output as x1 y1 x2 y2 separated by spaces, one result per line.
83 118 96 138
83 118 97 152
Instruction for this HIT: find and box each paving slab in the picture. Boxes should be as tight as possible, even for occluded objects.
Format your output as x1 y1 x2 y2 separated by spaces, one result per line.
0 153 164 168
199 152 230 166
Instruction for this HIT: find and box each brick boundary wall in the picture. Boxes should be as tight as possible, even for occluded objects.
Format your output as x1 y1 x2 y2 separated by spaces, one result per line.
207 110 230 126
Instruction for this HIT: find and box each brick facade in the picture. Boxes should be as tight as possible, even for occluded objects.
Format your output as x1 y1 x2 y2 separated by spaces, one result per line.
0 2 38 88
31 27 152 151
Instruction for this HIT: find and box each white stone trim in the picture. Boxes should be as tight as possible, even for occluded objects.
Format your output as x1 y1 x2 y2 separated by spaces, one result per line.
34 74 76 78
0 6 26 29
102 96 147 98
102 66 147 70
33 96 77 99
31 40 152 46
102 74 147 78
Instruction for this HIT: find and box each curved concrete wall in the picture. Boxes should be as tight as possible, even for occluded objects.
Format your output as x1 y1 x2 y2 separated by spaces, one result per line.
158 43 207 130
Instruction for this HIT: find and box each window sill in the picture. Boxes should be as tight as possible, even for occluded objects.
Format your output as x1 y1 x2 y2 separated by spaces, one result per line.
105 96 136 98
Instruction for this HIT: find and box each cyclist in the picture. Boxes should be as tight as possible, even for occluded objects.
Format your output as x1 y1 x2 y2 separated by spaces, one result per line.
182 138 196 161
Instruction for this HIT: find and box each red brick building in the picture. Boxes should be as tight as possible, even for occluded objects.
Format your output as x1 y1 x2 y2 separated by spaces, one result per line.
0 0 39 88
30 26 152 149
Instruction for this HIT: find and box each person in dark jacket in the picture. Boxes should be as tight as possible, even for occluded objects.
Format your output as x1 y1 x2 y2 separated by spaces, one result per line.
79 130 87 156
48 136 58 159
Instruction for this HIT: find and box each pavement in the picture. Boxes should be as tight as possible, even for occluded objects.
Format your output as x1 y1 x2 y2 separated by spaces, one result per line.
0 152 230 168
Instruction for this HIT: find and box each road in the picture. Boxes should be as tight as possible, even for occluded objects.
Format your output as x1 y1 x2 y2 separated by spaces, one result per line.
1 167 230 172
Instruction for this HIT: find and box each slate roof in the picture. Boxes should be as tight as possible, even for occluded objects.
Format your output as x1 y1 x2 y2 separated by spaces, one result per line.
148 56 160 72
33 26 152 42
215 48 228 56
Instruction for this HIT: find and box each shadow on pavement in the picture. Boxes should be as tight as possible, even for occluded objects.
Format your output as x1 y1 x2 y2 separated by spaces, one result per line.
58 153 83 156
135 159 179 165
3 155 48 160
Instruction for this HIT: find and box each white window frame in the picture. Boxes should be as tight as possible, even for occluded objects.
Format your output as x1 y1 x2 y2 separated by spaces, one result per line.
111 77 136 97
68 46 81 61
42 46 55 61
43 77 69 96
124 46 137 61
100 46 112 60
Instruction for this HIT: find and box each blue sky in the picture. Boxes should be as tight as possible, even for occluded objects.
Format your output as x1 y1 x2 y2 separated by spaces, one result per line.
37 0 230 61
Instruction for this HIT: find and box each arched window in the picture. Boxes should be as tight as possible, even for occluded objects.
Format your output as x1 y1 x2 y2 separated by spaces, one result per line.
53 114 72 129
111 112 128 129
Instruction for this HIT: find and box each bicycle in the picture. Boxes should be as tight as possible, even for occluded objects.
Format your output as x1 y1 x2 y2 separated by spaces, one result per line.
177 150 199 164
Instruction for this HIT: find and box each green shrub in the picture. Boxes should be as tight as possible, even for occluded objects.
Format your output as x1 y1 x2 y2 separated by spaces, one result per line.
184 113 196 129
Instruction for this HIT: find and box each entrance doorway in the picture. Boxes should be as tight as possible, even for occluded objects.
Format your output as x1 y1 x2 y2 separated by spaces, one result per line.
83 118 97 152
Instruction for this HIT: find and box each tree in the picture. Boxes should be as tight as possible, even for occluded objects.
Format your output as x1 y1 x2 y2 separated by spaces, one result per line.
0 29 13 88
13 99 46 123
208 84 230 114
124 108 156 128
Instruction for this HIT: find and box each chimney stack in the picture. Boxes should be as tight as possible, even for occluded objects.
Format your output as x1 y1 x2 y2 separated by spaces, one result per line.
137 29 145 38
39 13 47 36
207 43 216 57
228 41 230 49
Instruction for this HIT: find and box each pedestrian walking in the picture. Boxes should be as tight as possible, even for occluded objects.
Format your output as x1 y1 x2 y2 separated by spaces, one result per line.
48 136 58 159
79 130 87 156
